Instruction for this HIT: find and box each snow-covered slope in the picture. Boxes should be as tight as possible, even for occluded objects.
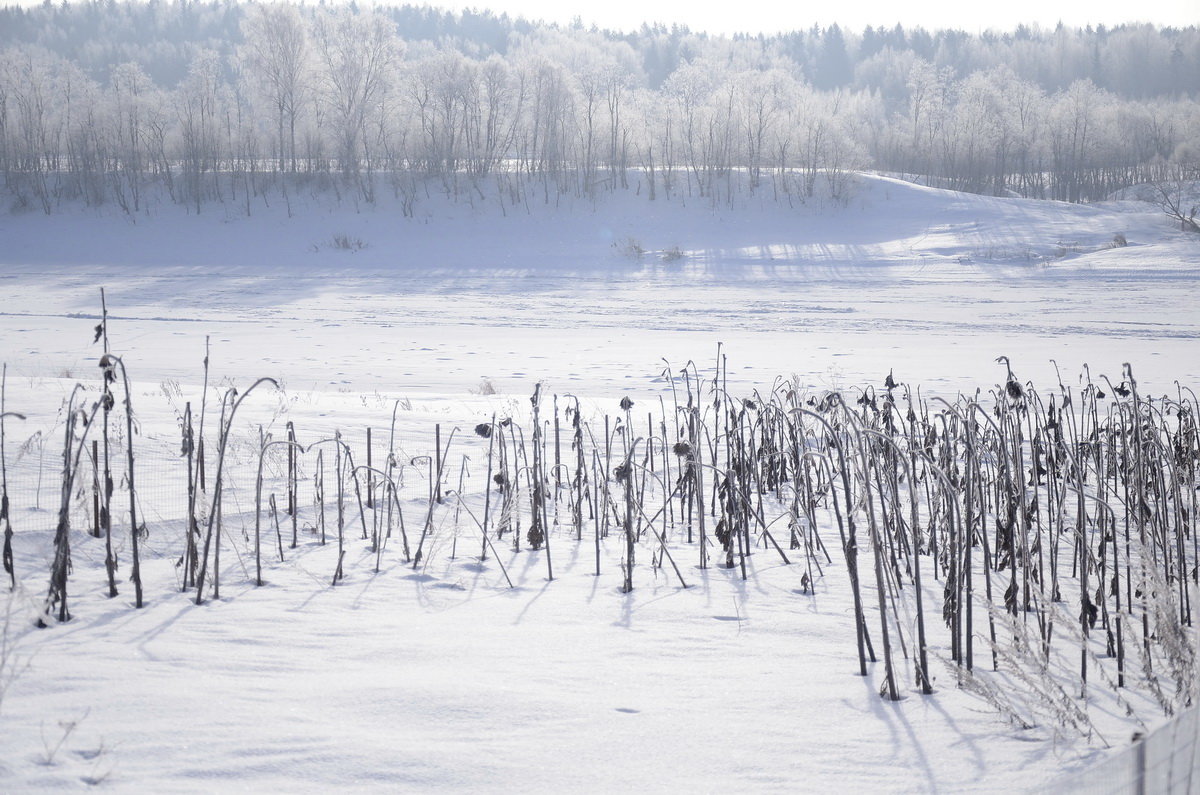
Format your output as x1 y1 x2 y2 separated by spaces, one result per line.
1 173 1184 273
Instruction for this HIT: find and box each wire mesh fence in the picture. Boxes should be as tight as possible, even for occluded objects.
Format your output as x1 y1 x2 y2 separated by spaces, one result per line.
1060 707 1200 794
2 421 463 539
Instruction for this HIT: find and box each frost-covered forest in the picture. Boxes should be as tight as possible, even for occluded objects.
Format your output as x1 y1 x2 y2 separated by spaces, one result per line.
0 1 1198 214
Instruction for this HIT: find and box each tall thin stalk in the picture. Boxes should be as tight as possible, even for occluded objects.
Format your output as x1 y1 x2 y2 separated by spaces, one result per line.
1 365 25 590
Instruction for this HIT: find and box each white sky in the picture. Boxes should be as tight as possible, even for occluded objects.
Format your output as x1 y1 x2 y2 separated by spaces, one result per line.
5 0 1194 34
436 0 1198 35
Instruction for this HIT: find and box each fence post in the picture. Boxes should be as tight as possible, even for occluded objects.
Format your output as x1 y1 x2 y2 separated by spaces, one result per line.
1133 731 1146 795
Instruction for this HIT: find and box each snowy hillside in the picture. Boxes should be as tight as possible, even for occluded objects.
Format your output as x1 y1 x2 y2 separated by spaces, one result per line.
2 172 1184 272
1 174 1198 792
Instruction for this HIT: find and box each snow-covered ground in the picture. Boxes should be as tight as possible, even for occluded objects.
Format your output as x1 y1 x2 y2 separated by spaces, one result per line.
0 174 1197 791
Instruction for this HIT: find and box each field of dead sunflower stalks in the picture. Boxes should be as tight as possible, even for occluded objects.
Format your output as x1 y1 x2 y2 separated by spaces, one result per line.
2 307 1199 751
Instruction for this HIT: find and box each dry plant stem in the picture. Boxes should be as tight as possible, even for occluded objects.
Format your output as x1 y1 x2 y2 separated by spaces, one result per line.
621 441 638 593
796 407 871 677
591 447 603 576
565 397 586 542
413 427 458 569
335 437 345 583
529 384 552 579
353 464 405 570
553 395 562 521
304 436 362 583
269 493 285 562
41 386 102 625
480 413 496 560
958 412 976 673
365 427 374 510
450 495 513 588
287 421 298 548
961 401 1004 670
849 416 900 701
434 425 442 505
382 463 411 561
1 365 25 590
191 337 212 579
97 290 118 599
451 457 468 559
255 437 305 585
103 354 143 607
921 452 966 670
347 445 370 543
194 377 279 604
862 427 933 694
508 423 528 547
196 389 235 604
626 462 689 588
314 449 326 545
89 440 98 538
692 408 708 570
181 402 196 591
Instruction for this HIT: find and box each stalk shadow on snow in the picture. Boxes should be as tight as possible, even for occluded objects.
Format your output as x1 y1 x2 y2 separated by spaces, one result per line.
853 675 940 793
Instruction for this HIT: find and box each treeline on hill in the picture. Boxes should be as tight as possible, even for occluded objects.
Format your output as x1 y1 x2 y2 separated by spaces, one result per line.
0 1 1198 214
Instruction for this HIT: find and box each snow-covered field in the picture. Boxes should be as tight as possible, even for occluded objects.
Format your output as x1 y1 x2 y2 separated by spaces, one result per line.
5 174 1198 397
0 174 1197 791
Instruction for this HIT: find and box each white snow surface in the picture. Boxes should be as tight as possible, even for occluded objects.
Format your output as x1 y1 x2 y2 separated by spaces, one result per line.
0 173 1198 791
4 173 1199 398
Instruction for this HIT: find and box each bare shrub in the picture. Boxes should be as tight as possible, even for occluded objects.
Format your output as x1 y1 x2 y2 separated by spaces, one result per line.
470 378 498 396
331 234 367 251
614 238 644 259
1152 182 1199 233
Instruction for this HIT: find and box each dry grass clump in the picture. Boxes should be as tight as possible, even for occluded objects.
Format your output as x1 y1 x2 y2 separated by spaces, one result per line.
330 234 367 251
